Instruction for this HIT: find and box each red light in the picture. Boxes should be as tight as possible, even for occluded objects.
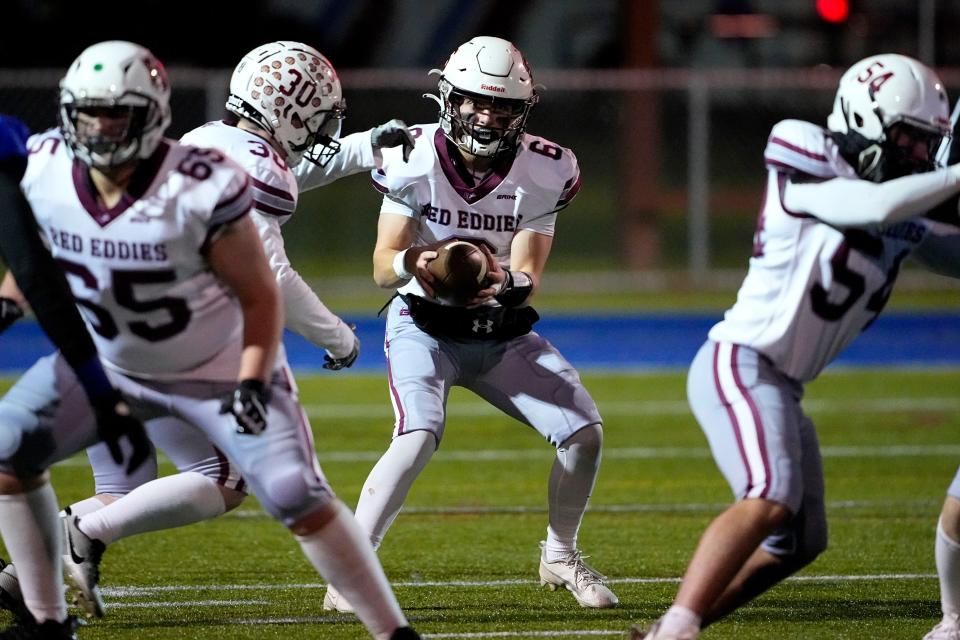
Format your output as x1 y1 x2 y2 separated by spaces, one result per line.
816 0 849 23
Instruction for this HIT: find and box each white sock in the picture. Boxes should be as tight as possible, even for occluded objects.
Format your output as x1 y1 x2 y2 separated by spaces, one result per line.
0 483 66 623
297 500 406 640
544 424 602 562
354 430 435 549
937 519 960 619
661 605 702 635
63 495 114 518
78 472 226 544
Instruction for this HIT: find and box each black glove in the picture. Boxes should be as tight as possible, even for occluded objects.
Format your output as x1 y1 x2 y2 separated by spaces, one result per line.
0 297 24 334
370 119 415 162
220 379 271 435
91 390 150 475
323 324 360 371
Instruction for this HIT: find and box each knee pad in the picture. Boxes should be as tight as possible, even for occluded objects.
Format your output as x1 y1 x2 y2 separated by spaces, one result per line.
260 468 329 525
0 410 56 477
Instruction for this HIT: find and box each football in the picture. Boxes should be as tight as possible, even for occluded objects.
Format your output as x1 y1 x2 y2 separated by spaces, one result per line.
427 240 488 305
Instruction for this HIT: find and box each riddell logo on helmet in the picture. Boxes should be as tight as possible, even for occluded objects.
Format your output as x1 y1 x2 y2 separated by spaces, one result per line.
481 84 505 93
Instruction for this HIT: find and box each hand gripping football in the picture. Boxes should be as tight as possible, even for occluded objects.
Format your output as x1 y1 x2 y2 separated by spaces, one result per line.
427 240 488 305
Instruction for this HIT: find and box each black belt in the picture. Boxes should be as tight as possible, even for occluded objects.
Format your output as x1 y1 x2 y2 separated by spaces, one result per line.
399 294 539 341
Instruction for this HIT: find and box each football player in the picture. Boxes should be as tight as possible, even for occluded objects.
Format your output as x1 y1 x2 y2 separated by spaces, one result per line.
0 41 418 640
925 105 960 640
0 113 149 635
323 36 618 613
0 39 417 634
632 54 960 640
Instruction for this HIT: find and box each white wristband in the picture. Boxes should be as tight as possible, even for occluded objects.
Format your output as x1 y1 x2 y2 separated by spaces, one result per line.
392 249 412 280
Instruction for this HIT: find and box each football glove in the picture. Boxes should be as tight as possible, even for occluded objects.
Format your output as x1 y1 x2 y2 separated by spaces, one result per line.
323 325 360 371
0 297 24 334
91 390 150 475
370 119 415 162
220 379 271 435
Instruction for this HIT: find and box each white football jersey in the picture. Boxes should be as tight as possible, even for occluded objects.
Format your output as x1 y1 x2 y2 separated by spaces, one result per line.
180 120 376 358
710 119 947 382
373 123 581 304
21 130 252 380
181 121 377 223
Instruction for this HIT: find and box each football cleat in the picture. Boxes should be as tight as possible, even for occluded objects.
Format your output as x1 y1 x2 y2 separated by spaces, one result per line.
629 618 699 640
537 541 618 608
924 614 960 640
61 516 106 618
389 627 421 640
322 585 355 614
0 560 30 623
0 615 83 640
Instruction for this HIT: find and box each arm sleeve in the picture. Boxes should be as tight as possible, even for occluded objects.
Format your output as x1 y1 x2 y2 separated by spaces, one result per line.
293 131 376 193
250 210 355 357
0 168 113 397
782 165 960 228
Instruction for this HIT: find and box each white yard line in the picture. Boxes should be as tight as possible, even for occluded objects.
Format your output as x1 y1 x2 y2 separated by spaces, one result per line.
101 572 936 598
108 599 267 608
298 396 960 419
421 633 622 638
214 498 939 519
51 442 960 468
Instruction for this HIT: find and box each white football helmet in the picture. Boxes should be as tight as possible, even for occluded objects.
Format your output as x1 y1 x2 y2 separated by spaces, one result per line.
427 36 538 158
226 41 345 168
827 53 951 181
58 40 171 170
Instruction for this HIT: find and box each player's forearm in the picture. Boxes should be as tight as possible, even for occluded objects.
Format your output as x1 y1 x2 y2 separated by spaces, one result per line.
786 165 960 227
294 131 375 192
238 295 282 382
281 276 354 356
0 271 26 308
373 247 411 289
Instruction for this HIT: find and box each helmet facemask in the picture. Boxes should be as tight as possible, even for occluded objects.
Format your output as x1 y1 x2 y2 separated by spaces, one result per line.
437 79 535 158
58 41 172 171
59 96 159 170
296 104 345 167
832 97 950 182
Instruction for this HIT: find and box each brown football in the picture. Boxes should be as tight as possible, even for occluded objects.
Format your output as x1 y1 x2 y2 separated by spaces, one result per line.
427 240 488 305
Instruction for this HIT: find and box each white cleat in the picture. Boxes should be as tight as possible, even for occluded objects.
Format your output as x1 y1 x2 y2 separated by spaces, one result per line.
630 618 699 640
924 615 960 640
537 541 618 608
322 585 356 614
62 515 106 618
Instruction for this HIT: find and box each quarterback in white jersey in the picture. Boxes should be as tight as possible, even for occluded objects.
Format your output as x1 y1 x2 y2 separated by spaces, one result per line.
636 54 960 640
0 41 418 640
323 37 618 615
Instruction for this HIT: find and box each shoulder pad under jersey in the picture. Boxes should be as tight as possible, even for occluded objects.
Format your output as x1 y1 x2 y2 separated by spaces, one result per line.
764 119 836 179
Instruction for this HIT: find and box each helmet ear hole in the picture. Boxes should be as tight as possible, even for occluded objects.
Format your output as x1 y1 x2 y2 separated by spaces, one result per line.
854 113 865 128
